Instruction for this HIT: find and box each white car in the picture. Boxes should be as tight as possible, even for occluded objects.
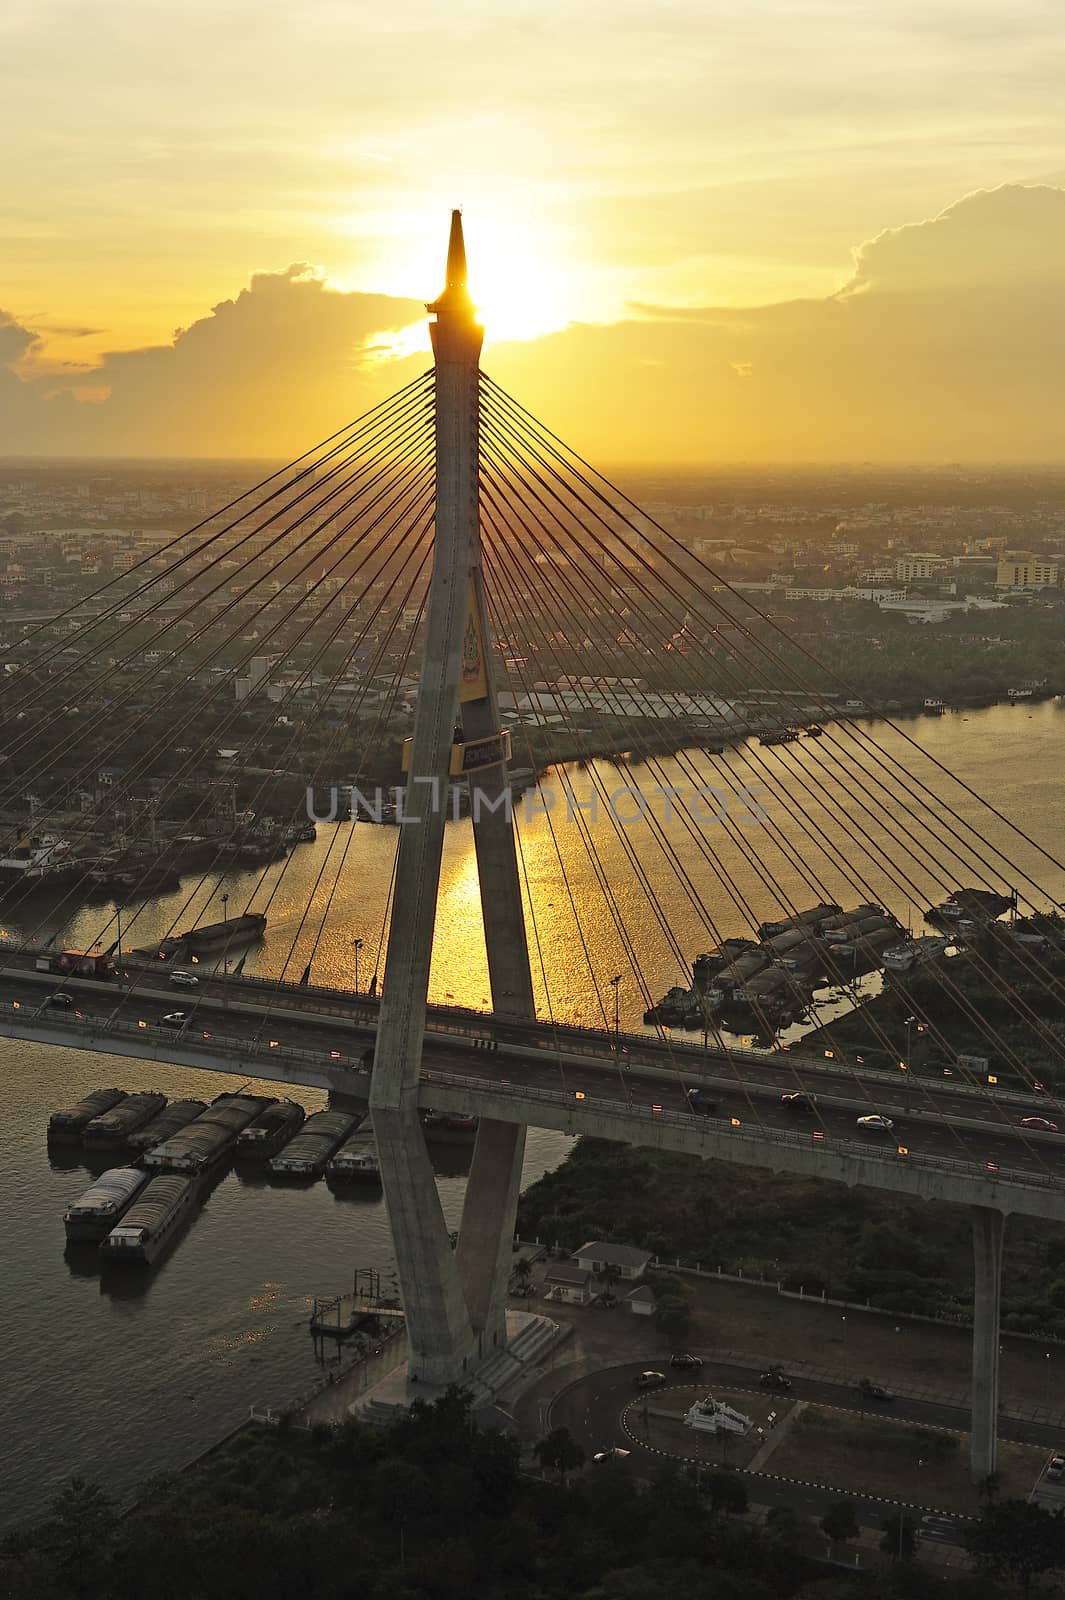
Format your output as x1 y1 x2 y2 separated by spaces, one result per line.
857 1115 895 1132
169 971 199 988
161 1012 189 1027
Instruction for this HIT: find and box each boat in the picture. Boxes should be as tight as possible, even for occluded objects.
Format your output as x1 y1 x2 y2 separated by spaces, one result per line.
268 1110 362 1177
83 1091 168 1147
326 1135 381 1185
98 1174 197 1265
144 1094 274 1173
758 728 801 747
1007 688 1033 699
48 1089 127 1145
421 1110 478 1141
236 1099 306 1160
127 1099 207 1153
923 698 946 714
64 1167 148 1242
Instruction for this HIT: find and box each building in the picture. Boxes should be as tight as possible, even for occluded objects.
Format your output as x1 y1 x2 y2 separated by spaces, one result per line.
996 558 1059 589
543 1264 593 1305
625 1284 657 1317
895 554 949 582
574 1240 654 1280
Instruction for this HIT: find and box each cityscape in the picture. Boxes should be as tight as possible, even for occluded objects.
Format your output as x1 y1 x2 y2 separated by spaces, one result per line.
4 5 1065 1600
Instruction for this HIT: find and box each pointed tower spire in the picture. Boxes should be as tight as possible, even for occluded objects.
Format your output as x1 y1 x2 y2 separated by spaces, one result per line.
445 208 467 290
428 209 481 360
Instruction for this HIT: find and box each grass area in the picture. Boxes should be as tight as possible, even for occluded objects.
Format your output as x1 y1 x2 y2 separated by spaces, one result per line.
675 1275 1065 1416
624 1384 789 1471
768 1405 1046 1513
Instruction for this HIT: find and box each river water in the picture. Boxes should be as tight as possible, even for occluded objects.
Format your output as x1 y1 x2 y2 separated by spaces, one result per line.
1 701 1061 1529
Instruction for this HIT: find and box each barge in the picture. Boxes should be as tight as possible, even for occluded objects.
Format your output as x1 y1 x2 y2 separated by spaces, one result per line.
421 1111 478 1141
48 1089 127 1145
326 1133 382 1185
99 1173 196 1266
235 1099 306 1160
83 1091 168 1146
64 1167 148 1242
269 1110 362 1177
127 1098 207 1153
144 1093 274 1173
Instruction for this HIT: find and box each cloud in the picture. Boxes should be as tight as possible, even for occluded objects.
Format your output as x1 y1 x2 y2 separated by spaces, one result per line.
1 184 1063 462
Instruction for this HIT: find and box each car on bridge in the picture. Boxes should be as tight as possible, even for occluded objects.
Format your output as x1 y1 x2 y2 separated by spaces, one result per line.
781 1092 817 1114
44 992 75 1008
161 1012 189 1027
634 1370 667 1390
169 971 199 989
1021 1117 1060 1132
856 1115 894 1133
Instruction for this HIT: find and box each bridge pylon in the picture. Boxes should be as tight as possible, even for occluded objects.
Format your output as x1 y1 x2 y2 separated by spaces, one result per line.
369 212 537 1385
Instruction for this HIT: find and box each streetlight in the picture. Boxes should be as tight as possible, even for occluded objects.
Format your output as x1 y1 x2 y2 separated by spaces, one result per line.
115 903 123 960
222 892 229 929
353 937 364 994
609 974 621 1042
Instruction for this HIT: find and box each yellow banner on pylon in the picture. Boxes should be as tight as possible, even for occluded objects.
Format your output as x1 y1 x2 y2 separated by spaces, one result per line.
459 576 488 702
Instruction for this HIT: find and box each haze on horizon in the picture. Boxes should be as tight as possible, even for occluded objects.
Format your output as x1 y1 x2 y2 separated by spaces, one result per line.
2 0 1063 464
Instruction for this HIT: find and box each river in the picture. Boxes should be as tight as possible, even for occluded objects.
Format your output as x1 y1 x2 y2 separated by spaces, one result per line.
1 700 1061 1529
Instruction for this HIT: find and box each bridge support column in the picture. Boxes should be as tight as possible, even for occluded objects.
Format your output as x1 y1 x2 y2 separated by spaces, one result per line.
970 1204 1005 1484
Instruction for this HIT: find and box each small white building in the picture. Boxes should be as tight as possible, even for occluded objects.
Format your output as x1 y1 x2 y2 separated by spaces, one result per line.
626 1284 657 1317
574 1241 654 1281
543 1264 593 1305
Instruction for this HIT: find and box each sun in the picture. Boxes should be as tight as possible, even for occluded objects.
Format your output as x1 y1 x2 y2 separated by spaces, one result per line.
359 208 581 358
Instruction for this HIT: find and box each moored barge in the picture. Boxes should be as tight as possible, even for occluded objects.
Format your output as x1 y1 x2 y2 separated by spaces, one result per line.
83 1091 168 1146
99 1174 196 1265
326 1133 381 1185
64 1167 148 1241
144 1094 274 1173
127 1099 207 1153
48 1089 127 1144
268 1110 362 1177
236 1098 306 1160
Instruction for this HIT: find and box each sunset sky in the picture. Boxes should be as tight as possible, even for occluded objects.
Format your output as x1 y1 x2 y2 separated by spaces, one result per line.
3 0 1064 460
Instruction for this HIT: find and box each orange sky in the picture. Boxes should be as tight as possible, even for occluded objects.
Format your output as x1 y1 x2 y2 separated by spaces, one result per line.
2 2 1063 460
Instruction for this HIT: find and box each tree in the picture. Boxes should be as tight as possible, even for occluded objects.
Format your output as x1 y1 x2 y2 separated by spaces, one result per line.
880 1511 915 1562
702 1468 748 1515
966 1498 1065 1597
511 1257 534 1297
533 1426 585 1483
765 1504 802 1540
820 1500 860 1544
595 1262 622 1305
41 1477 117 1597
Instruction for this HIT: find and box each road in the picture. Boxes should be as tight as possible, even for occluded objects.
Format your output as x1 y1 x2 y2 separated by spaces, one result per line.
549 1359 1061 1544
8 956 1065 1181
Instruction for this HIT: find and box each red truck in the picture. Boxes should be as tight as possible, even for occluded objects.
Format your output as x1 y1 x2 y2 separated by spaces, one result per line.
36 950 115 980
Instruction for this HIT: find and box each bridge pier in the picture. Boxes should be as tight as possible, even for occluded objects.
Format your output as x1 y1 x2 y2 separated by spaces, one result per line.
970 1204 1005 1483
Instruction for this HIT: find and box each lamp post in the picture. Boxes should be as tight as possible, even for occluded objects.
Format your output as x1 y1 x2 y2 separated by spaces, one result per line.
903 1013 915 1069
116 904 123 964
353 937 364 994
609 974 621 1042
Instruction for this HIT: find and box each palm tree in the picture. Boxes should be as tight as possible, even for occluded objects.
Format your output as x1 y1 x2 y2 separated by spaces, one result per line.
533 1426 585 1483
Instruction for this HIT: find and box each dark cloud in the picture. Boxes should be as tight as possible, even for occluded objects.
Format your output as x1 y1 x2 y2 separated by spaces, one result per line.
1 185 1063 462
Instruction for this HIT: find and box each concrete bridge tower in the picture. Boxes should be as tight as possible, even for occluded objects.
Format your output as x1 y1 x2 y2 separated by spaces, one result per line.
369 213 536 1385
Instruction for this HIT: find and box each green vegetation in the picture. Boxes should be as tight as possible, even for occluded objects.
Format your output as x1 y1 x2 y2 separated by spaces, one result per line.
517 1138 1065 1335
0 1393 1036 1599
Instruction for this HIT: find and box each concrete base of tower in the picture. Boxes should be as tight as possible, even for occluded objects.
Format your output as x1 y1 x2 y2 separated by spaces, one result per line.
351 1310 570 1430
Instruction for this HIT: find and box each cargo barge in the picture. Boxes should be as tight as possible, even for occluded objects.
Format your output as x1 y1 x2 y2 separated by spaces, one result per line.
269 1110 362 1177
326 1133 382 1185
127 1098 207 1153
48 1089 127 1145
98 1174 196 1266
83 1091 167 1146
144 1094 274 1173
64 1167 148 1241
235 1099 306 1161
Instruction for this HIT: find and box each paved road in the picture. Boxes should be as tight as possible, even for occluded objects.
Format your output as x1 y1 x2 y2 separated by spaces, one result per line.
548 1358 1061 1545
7 956 1065 1183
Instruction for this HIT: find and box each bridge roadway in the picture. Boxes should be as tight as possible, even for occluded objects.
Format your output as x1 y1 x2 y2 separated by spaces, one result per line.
5 957 1065 1221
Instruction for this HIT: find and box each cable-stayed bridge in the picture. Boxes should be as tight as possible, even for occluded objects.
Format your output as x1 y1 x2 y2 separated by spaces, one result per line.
4 213 1065 1480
